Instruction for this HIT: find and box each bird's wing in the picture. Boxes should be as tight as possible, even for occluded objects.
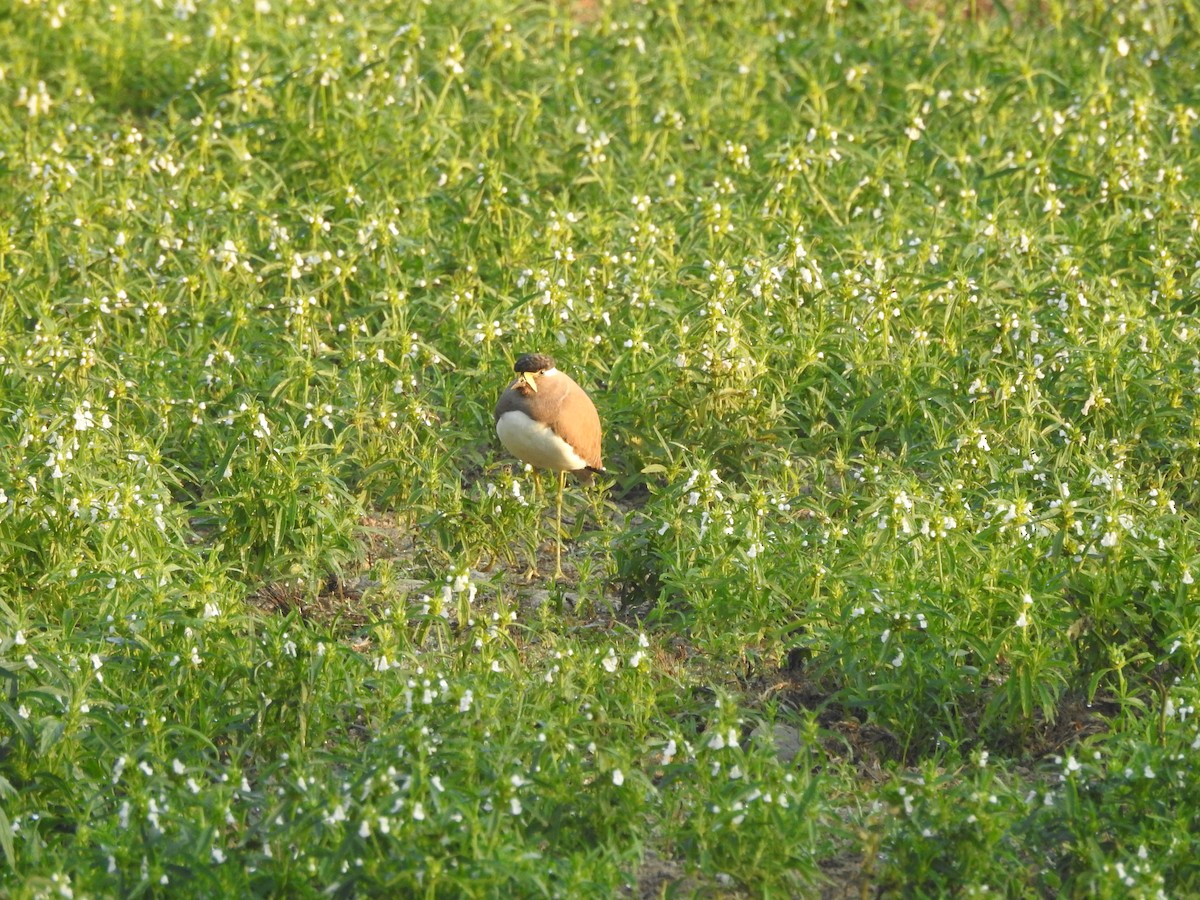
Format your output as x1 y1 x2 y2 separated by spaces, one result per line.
548 375 603 471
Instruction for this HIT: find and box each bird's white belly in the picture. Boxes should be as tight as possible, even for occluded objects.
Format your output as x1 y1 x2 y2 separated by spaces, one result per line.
496 410 588 472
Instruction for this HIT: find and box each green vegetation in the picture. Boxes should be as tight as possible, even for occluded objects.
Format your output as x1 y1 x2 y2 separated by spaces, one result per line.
2 0 1199 894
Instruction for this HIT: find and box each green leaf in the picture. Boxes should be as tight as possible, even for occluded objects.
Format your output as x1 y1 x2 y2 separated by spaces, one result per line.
0 704 33 749
36 717 66 756
0 806 14 872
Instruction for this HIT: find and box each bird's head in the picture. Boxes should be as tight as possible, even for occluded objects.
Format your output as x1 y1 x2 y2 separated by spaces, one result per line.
512 353 556 392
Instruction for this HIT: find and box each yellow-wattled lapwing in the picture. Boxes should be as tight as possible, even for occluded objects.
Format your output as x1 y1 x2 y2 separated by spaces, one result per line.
494 352 604 577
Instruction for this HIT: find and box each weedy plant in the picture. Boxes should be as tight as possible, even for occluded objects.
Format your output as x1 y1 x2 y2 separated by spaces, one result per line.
2 0 1200 895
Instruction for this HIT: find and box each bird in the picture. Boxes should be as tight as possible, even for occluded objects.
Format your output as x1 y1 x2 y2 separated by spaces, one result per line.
494 352 604 578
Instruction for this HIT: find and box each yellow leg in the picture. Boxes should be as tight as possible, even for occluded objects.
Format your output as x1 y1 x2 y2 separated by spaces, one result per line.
555 469 565 579
521 469 541 580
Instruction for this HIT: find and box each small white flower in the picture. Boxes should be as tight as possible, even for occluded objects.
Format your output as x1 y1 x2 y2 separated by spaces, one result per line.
661 739 677 765
74 403 95 431
612 769 624 786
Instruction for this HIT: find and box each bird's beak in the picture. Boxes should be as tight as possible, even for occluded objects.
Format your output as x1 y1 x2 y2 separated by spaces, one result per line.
520 372 538 392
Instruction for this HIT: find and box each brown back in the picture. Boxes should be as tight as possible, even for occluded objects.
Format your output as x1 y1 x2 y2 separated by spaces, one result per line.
494 370 603 473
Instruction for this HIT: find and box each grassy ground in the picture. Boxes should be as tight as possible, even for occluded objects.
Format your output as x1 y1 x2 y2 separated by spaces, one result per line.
2 0 1199 895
